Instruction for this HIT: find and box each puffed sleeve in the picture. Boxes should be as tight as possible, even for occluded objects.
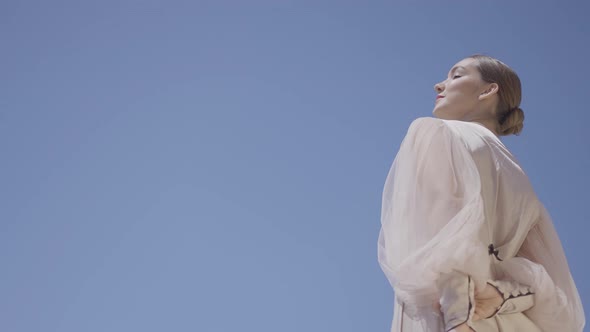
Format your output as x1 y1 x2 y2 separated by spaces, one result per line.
493 202 586 331
377 117 491 328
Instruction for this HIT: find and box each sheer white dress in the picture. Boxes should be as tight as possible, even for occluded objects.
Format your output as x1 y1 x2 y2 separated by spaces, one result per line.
377 117 585 331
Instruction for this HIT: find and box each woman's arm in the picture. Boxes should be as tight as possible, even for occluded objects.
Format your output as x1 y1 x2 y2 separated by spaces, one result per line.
379 117 492 318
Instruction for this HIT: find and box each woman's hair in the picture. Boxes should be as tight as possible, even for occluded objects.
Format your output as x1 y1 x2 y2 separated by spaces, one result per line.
467 53 525 136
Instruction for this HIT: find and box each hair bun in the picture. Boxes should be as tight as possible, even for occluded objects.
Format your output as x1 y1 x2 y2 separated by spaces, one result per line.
500 106 525 136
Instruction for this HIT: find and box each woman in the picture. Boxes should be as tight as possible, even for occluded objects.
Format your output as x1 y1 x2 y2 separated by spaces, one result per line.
377 54 585 332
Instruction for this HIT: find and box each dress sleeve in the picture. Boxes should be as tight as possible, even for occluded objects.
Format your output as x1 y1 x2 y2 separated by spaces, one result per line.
377 117 491 326
436 271 476 331
494 202 586 331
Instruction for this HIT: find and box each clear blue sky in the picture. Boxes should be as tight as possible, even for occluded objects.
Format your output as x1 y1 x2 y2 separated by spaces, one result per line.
1 1 589 331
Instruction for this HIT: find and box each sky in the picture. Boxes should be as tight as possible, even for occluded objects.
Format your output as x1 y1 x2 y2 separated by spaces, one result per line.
1 1 589 331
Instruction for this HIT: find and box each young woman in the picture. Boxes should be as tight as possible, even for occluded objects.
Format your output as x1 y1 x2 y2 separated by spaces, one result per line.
377 54 585 331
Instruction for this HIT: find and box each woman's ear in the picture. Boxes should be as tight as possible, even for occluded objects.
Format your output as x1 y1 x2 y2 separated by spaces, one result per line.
478 83 499 101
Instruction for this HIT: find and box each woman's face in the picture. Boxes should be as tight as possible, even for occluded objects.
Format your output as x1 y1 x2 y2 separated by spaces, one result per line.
432 58 497 121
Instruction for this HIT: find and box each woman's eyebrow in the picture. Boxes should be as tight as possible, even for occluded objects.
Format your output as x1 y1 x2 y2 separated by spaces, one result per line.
448 65 466 76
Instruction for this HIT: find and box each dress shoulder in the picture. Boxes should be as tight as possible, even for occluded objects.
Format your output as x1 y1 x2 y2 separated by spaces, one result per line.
402 117 471 158
407 116 450 134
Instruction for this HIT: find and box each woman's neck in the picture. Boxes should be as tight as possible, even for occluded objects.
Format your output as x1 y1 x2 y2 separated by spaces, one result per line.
470 118 500 137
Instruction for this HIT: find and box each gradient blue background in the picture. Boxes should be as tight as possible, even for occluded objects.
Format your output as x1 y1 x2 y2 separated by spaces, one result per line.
2 1 588 331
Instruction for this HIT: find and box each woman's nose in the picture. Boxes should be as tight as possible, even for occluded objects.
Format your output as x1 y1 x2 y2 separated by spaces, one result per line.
434 81 444 93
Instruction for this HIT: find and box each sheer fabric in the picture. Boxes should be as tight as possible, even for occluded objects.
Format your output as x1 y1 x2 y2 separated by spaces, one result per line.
377 117 585 331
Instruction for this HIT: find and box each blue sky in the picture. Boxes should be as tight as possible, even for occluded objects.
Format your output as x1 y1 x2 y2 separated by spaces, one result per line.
1 1 589 331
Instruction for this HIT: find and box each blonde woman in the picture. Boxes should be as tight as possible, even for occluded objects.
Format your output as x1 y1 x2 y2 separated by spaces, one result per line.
377 54 585 331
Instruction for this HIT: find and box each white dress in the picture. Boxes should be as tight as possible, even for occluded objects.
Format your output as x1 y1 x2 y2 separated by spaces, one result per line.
377 117 585 331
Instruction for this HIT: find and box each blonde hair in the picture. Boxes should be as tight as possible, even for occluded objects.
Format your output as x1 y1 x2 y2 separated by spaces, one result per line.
468 53 525 136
